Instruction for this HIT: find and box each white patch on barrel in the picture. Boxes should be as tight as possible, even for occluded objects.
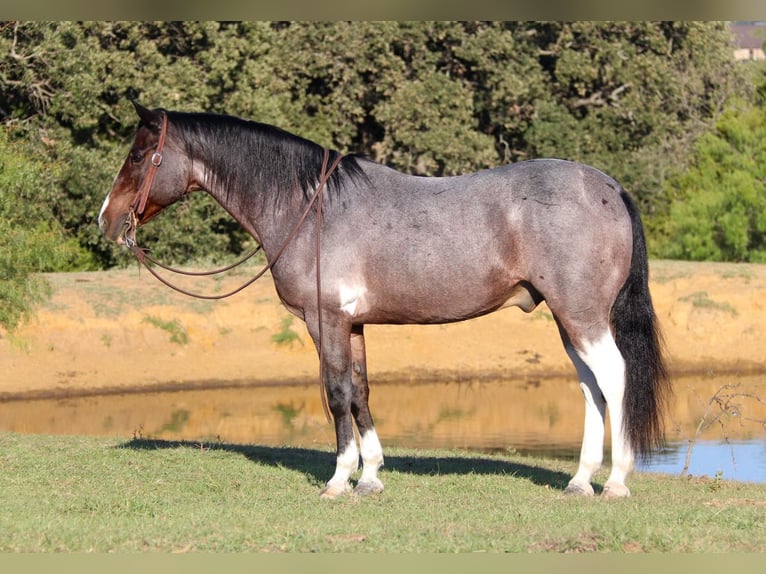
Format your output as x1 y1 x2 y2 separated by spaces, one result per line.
338 281 366 316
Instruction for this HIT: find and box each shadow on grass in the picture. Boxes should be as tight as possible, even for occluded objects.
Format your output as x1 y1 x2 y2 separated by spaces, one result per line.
118 438 575 492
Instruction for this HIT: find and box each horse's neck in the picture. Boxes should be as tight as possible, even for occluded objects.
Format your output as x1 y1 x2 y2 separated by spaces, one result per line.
202 162 306 256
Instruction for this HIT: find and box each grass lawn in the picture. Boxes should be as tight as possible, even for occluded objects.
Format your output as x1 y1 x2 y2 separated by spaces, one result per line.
1 432 764 552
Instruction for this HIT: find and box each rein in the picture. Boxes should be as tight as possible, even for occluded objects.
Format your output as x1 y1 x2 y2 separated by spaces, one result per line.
126 127 342 422
126 147 342 300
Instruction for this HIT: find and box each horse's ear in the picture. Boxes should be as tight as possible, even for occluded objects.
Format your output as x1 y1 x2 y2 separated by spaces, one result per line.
131 100 163 132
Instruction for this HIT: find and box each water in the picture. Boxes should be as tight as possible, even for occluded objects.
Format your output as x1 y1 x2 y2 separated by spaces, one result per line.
1 375 764 483
638 440 766 483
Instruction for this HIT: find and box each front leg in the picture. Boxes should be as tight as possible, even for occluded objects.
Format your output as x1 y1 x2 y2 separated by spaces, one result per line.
306 317 359 499
320 422 358 499
350 325 384 496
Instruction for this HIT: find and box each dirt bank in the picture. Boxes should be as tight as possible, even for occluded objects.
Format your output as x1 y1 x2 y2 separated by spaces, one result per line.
1 260 765 400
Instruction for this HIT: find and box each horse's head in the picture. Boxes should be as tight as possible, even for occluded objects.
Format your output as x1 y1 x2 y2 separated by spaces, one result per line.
98 102 195 246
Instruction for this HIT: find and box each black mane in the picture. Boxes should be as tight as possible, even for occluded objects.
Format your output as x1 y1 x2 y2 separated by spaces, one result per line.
166 110 367 210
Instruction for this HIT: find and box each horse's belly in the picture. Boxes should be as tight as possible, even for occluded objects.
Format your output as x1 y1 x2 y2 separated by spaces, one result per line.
352 276 535 325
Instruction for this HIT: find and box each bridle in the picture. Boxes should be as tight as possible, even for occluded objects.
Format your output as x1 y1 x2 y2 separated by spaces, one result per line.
129 111 169 223
126 145 343 301
122 112 343 421
124 110 264 292
123 112 342 299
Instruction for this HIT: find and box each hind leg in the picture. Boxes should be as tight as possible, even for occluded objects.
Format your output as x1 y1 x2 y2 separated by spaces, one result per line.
349 326 384 495
557 321 605 496
576 332 634 497
556 319 633 497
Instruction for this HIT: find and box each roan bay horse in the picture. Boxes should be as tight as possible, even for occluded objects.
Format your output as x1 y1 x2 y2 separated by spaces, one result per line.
99 102 669 499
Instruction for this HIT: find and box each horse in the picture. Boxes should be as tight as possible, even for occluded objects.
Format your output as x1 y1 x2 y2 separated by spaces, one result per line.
98 102 669 499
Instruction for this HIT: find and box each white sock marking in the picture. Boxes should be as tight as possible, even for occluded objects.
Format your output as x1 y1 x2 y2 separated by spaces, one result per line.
359 428 384 484
326 438 359 489
578 331 633 485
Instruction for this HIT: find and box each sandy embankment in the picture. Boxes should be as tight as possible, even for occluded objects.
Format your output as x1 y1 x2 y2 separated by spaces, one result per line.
1 260 765 400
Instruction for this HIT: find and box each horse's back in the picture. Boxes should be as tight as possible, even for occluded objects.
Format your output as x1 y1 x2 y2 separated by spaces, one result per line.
357 157 628 211
353 157 634 265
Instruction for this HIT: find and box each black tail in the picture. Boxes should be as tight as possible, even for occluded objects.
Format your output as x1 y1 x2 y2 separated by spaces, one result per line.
611 190 671 459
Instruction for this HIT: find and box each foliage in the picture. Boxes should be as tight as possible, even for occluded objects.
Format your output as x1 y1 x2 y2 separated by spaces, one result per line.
271 315 303 346
142 315 190 345
657 100 766 262
525 22 741 218
0 21 747 267
0 129 87 333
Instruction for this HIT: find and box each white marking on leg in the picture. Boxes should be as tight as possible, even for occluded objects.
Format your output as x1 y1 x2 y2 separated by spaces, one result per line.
358 428 384 492
579 382 606 470
321 438 358 498
568 380 606 494
562 343 604 496
338 281 366 317
579 331 633 497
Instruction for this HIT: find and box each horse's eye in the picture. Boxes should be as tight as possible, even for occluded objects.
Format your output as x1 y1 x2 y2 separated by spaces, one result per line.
130 152 144 164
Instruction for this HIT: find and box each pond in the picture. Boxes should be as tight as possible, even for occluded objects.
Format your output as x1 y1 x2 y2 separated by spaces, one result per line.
1 374 764 483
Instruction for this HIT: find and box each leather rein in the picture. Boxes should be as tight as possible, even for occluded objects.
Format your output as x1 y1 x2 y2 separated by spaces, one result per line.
124 111 342 421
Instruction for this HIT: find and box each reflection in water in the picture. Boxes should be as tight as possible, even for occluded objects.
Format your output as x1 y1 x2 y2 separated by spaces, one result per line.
1 375 764 483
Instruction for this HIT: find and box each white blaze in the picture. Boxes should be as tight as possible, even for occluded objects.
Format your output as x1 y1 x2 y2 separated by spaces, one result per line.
98 192 111 229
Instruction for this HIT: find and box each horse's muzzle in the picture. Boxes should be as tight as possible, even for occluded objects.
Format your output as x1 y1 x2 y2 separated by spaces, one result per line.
99 211 134 246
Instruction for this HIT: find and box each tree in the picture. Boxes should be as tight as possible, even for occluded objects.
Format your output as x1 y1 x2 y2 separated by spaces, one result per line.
0 21 745 267
0 129 84 333
522 21 742 218
656 100 766 262
1 22 258 267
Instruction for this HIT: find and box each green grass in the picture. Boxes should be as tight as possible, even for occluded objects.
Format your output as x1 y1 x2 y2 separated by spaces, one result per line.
142 315 190 345
1 432 764 552
678 291 738 316
271 316 302 346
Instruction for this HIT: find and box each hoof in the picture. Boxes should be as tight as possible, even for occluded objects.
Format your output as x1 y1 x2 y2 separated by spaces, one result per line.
319 482 351 500
602 481 631 498
563 481 595 497
354 479 384 496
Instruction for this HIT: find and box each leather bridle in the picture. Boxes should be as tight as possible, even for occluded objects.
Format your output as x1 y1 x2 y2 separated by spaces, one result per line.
130 111 169 221
127 146 343 301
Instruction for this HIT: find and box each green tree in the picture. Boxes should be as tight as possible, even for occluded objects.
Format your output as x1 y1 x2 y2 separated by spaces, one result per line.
0 21 745 267
656 100 766 262
1 21 258 267
0 129 84 333
523 21 741 218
